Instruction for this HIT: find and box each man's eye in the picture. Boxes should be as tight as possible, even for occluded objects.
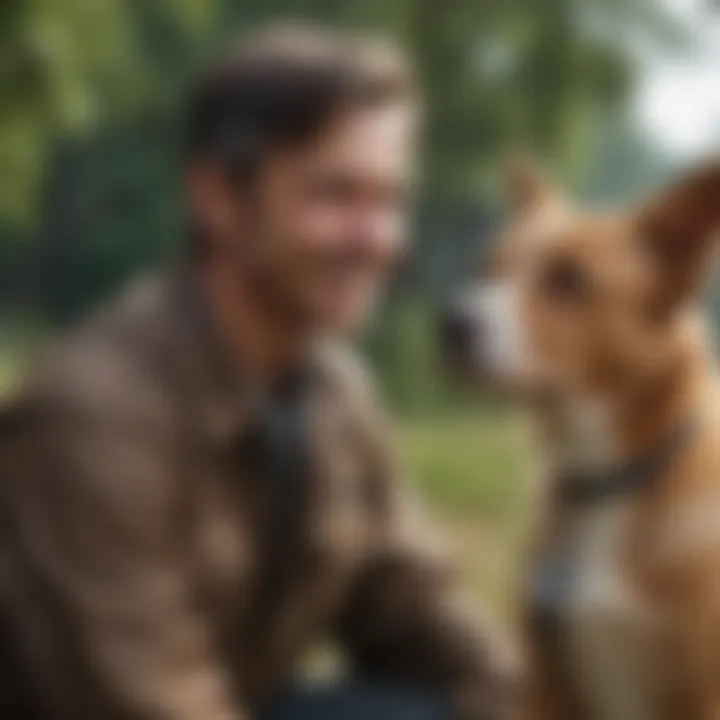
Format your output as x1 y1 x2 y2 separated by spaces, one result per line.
541 258 590 300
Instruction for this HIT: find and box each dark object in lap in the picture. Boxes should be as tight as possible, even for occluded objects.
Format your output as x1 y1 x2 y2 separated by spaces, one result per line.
260 681 447 720
0 608 42 720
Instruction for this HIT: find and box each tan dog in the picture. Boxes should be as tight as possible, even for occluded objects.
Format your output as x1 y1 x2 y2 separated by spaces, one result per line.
442 159 720 719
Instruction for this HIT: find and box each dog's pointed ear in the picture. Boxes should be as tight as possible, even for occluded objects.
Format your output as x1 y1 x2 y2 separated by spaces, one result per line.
636 161 720 262
505 154 552 215
636 161 720 315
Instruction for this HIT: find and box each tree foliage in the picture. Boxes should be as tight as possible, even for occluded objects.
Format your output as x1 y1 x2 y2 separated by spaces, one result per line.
0 0 691 411
0 0 686 226
0 0 214 224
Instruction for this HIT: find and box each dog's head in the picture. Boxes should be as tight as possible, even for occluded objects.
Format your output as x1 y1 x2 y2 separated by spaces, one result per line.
441 158 720 403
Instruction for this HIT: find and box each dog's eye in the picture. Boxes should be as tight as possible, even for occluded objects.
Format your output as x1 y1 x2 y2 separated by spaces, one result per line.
541 258 590 301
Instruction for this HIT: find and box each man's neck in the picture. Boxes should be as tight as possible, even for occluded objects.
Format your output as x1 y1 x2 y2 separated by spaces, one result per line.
198 255 306 390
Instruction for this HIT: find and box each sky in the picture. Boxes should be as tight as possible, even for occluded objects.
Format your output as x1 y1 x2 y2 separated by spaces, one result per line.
634 0 720 158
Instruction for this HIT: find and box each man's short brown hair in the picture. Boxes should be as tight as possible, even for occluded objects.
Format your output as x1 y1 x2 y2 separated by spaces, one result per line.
186 24 414 179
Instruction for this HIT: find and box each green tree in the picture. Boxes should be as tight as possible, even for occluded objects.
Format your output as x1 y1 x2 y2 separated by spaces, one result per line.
0 0 215 225
0 0 695 414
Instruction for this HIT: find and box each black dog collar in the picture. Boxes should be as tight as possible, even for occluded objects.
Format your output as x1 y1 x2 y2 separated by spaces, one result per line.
556 415 698 507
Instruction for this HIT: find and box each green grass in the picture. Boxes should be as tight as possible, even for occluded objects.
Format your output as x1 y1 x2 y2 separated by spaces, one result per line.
0 324 44 396
401 411 527 520
0 346 22 396
400 411 529 616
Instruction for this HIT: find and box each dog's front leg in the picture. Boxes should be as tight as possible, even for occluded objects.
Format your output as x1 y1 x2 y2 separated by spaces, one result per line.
664 595 720 720
654 513 720 720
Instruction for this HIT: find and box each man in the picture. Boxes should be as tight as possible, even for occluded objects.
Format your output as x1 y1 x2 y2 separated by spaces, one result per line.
0 25 514 720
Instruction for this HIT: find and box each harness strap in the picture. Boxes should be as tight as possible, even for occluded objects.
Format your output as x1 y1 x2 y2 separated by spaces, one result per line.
243 369 312 633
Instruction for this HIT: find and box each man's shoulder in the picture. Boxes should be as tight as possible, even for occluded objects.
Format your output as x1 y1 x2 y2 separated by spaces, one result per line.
313 340 381 409
311 341 396 454
21 268 179 428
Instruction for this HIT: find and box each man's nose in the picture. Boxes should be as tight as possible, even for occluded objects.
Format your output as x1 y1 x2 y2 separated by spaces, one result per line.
352 211 405 256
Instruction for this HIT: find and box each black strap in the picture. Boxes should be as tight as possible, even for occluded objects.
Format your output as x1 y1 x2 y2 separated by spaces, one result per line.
244 370 312 629
556 415 697 507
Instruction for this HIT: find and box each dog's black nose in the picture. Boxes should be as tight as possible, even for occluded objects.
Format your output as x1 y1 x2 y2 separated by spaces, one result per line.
439 302 475 363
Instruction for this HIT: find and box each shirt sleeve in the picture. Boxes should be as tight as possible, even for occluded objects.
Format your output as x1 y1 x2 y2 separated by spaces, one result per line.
5 387 246 720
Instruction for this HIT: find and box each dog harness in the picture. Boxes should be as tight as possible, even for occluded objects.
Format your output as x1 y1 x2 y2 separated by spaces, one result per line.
529 416 698 687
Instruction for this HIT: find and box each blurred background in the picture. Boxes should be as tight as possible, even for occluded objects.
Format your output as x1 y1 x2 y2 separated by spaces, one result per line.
0 0 719 615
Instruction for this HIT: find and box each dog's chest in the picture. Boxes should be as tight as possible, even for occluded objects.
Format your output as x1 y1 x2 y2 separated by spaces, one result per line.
533 501 660 720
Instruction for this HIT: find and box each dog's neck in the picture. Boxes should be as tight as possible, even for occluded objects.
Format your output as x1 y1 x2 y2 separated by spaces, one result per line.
542 398 618 476
537 329 711 482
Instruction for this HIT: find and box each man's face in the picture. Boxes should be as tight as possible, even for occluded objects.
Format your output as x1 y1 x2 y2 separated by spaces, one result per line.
223 105 415 335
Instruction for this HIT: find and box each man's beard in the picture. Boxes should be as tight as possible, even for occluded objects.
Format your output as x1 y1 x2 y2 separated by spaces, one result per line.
231 234 315 335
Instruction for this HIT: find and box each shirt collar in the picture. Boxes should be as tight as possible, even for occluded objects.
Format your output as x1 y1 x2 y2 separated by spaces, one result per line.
167 256 255 444
166 256 320 446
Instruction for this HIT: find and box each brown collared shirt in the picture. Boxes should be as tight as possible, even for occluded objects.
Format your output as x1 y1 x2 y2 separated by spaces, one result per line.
0 263 515 720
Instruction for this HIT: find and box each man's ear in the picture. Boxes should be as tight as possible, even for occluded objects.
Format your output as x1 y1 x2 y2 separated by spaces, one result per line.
636 160 720 314
186 162 242 247
505 154 553 215
636 160 720 262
